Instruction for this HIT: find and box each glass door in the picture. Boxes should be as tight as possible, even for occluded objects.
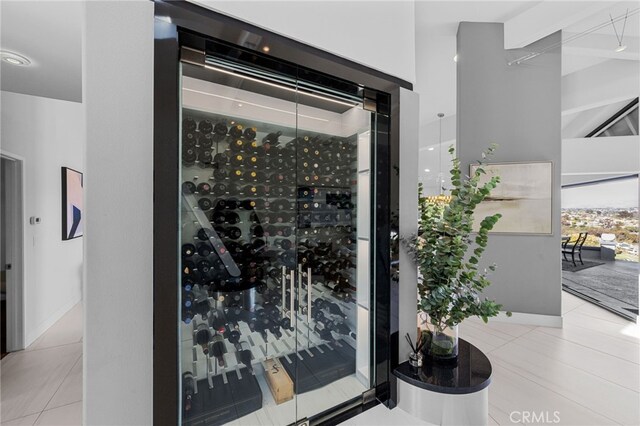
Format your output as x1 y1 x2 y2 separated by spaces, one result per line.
177 46 376 425
292 93 373 421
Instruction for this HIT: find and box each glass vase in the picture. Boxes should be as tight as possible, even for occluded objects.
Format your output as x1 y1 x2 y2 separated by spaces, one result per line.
426 324 458 361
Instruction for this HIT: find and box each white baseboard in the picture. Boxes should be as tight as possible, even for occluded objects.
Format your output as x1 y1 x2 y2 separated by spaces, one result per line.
25 296 82 347
492 311 563 328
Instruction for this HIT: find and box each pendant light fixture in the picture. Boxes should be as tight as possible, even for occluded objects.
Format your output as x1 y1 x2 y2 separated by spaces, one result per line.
426 113 452 205
610 9 629 52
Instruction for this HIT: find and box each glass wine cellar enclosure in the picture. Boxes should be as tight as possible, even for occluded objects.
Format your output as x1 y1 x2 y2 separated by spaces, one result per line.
153 2 405 424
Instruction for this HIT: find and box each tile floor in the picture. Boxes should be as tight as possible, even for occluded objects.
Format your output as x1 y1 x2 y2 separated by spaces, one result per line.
1 304 82 425
352 291 639 425
2 294 639 426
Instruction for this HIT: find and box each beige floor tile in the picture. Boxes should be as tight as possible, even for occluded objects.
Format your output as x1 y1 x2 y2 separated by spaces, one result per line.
27 304 83 351
537 320 640 364
463 317 535 340
572 301 633 325
0 413 39 426
33 401 82 426
459 322 510 354
490 342 640 425
0 343 82 422
561 291 587 314
489 360 619 426
563 309 640 346
45 356 82 410
514 328 640 392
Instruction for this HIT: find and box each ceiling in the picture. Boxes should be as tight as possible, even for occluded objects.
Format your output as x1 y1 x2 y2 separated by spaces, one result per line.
414 1 640 189
0 1 83 103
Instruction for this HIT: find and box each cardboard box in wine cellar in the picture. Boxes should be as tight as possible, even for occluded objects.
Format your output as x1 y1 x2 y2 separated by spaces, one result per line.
263 358 293 404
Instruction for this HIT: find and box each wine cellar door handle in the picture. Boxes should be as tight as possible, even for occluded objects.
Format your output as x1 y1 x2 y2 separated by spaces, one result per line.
289 270 295 321
307 267 312 324
298 264 303 315
281 266 287 319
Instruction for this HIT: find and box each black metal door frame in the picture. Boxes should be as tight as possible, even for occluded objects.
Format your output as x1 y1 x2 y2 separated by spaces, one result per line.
153 1 408 423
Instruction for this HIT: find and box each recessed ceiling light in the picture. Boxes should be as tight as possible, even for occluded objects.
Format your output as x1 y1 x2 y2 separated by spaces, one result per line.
262 46 270 53
453 54 458 62
428 147 435 151
0 50 31 66
237 103 243 107
424 169 430 172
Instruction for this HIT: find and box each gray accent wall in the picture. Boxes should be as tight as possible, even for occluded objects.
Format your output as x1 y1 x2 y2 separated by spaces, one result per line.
398 88 420 361
456 23 562 317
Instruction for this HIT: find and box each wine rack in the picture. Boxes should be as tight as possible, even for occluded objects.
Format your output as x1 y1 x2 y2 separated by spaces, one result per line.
180 111 362 425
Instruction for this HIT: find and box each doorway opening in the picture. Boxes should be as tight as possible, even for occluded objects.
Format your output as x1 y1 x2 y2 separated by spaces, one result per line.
1 153 25 357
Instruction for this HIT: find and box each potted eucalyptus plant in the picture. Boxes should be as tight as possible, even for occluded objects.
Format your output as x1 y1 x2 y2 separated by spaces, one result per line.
406 144 510 361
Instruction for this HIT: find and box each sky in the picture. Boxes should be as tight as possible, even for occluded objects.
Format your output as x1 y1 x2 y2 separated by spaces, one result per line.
562 178 639 209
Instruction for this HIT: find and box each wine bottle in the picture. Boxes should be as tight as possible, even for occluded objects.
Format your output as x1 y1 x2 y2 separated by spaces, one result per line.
197 147 213 166
197 228 214 241
284 135 307 148
210 211 225 225
242 185 266 197
228 124 243 139
243 170 265 182
244 155 264 168
197 243 212 257
229 138 245 152
251 224 265 238
243 127 257 141
198 119 213 134
331 322 356 339
182 147 197 165
182 243 196 258
183 291 195 308
183 277 195 292
198 132 214 149
183 117 197 132
212 122 228 142
211 171 227 185
230 153 244 167
225 212 240 225
226 226 242 240
197 259 212 274
241 199 264 210
208 334 226 367
236 349 253 372
314 323 333 341
195 182 211 195
183 130 197 148
212 183 227 196
225 198 240 210
299 250 314 265
213 226 226 239
183 372 196 412
198 197 213 211
195 323 212 354
323 300 348 319
182 181 196 194
213 152 229 166
229 168 243 181
262 131 282 144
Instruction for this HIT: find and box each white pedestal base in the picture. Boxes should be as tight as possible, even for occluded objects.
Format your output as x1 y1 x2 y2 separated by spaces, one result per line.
397 378 489 426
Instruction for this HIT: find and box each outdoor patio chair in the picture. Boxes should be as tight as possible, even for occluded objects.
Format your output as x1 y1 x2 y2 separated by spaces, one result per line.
562 232 588 267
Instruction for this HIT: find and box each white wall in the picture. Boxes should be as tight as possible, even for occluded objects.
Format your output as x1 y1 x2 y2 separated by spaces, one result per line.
0 91 84 346
189 0 417 84
84 1 417 423
84 1 154 424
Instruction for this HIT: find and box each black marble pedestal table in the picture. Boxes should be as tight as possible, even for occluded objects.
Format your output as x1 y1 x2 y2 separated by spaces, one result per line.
393 338 492 425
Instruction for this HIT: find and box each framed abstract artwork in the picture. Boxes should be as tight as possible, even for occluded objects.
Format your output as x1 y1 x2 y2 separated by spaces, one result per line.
61 167 84 240
471 161 553 234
